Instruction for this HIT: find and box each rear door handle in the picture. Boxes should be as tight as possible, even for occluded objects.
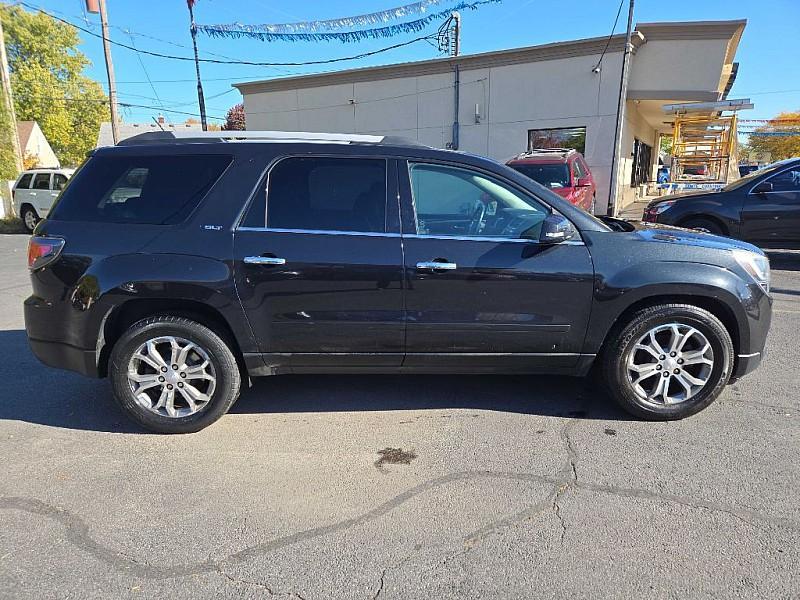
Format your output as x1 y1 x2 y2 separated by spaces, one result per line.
416 261 457 271
244 256 286 265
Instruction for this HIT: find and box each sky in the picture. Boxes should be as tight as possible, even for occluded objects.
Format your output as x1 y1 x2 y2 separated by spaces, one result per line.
23 0 800 126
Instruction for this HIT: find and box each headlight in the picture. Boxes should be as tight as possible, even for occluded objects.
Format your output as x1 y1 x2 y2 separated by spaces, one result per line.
732 248 770 293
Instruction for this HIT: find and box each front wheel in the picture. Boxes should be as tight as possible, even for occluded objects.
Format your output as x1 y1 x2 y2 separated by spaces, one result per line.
109 316 241 433
601 304 734 420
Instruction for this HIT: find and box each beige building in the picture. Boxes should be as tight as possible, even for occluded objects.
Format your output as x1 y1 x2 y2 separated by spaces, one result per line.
234 20 745 215
16 121 59 169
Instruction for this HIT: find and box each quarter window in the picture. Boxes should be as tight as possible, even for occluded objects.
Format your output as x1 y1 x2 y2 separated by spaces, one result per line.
409 163 549 239
49 154 231 224
53 174 68 190
266 157 387 233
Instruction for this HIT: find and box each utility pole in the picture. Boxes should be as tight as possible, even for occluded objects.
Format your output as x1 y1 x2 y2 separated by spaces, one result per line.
606 0 635 217
92 0 120 144
186 0 208 131
0 16 22 173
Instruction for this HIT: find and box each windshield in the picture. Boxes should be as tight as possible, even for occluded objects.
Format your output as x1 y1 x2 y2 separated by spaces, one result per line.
511 163 571 189
722 159 797 192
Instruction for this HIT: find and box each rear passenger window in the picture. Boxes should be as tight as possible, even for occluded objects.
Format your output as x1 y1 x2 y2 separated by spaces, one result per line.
32 173 51 190
266 157 386 233
50 154 231 224
16 173 32 189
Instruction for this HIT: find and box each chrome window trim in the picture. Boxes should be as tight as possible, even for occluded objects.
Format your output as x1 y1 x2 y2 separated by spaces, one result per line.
236 227 584 245
403 233 584 245
747 164 800 196
237 226 401 238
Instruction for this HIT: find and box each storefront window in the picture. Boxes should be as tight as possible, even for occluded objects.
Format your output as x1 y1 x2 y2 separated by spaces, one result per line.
527 126 586 153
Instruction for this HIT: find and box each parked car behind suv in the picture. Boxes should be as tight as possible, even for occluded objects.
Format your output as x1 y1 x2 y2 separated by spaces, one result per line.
643 158 800 248
25 131 771 433
13 167 75 232
507 148 596 213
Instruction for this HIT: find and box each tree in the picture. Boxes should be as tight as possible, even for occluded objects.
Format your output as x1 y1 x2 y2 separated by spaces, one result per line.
747 110 800 161
0 5 107 167
222 103 245 131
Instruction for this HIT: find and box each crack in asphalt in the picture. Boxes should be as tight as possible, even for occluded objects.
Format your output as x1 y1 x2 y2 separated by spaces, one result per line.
1 387 797 584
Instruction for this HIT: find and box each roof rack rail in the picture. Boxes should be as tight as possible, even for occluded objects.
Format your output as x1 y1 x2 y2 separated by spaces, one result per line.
116 130 426 147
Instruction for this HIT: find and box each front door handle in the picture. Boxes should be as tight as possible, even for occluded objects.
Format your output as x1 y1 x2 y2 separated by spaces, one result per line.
416 261 457 271
244 256 286 265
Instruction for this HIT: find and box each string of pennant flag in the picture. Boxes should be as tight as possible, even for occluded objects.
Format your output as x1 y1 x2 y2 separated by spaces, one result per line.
196 0 499 43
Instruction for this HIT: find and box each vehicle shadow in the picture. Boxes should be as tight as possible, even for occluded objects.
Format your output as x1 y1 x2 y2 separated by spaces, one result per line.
0 329 628 434
765 249 800 272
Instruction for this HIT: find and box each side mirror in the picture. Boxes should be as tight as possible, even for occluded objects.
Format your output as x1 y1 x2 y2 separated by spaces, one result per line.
576 176 592 187
752 181 773 195
538 213 577 244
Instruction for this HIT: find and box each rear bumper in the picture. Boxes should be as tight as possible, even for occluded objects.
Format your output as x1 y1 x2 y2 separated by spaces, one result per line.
27 338 99 378
25 294 100 378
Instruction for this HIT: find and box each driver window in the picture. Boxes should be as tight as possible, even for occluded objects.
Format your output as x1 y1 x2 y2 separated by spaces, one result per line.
409 163 548 239
768 168 800 194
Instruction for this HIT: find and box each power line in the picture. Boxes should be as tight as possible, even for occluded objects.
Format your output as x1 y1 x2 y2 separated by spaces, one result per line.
593 0 625 72
14 93 227 120
17 2 439 68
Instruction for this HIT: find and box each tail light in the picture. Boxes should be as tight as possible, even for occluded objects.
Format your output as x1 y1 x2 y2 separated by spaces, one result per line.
28 236 65 271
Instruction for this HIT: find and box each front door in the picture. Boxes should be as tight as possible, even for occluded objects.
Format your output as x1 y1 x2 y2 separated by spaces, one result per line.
234 155 405 370
399 160 595 371
741 166 800 245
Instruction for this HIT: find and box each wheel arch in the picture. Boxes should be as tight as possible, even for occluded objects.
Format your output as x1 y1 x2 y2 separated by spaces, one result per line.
596 293 741 372
98 298 247 379
675 213 730 235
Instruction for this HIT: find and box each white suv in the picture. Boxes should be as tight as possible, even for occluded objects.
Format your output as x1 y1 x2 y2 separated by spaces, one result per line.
13 168 75 232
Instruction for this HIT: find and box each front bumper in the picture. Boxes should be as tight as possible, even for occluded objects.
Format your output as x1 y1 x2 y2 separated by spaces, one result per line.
732 350 764 381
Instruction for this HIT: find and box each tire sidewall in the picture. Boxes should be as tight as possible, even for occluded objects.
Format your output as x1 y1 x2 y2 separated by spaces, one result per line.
611 307 733 419
109 318 240 433
22 207 38 233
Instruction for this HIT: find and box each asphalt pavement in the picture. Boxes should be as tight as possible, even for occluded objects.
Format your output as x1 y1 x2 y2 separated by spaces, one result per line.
0 233 797 599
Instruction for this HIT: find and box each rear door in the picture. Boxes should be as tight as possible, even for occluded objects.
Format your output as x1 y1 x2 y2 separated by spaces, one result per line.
233 155 405 371
399 160 595 372
30 172 53 216
741 166 800 245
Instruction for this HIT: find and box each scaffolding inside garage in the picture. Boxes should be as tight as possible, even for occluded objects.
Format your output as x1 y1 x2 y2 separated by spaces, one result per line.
663 99 754 186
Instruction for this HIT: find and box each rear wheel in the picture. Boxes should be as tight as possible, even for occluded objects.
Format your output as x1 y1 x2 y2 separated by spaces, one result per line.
109 316 241 433
20 205 39 233
680 217 724 236
601 304 734 420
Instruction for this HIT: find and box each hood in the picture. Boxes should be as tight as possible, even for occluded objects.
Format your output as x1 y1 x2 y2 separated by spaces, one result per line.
623 219 763 254
647 189 718 207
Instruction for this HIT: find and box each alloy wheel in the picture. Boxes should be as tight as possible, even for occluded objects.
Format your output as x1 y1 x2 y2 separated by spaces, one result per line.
127 336 217 418
625 323 714 406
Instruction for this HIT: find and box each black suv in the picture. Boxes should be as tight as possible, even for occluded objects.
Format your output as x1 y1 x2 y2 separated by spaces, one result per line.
25 131 772 433
643 158 800 248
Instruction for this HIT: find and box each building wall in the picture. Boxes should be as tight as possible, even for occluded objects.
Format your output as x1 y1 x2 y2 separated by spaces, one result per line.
618 101 659 207
244 50 626 213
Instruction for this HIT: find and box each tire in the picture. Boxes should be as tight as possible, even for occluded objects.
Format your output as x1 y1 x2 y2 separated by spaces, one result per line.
680 217 724 236
109 316 241 433
20 205 39 233
600 304 734 420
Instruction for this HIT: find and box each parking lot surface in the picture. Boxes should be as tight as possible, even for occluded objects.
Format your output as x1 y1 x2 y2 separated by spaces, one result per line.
0 233 798 599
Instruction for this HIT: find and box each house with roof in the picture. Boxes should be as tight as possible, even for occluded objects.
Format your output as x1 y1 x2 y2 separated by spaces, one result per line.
16 121 59 169
96 117 205 147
